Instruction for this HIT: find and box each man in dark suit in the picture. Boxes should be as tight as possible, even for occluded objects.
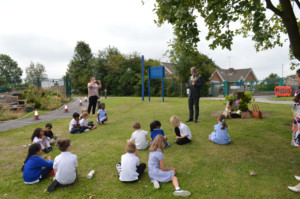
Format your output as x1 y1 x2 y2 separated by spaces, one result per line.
186 67 203 123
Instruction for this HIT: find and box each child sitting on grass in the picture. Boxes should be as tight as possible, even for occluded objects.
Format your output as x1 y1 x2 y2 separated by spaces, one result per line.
170 116 192 145
150 120 169 148
69 112 89 134
116 140 146 182
32 128 52 153
44 123 60 145
97 103 108 125
79 112 97 131
208 114 231 145
22 143 53 184
148 135 190 196
47 139 78 192
130 121 148 150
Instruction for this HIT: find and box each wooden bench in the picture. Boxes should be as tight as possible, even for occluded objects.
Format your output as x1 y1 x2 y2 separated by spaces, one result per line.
0 95 20 110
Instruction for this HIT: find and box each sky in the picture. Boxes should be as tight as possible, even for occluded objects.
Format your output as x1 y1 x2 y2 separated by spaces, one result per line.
0 0 297 80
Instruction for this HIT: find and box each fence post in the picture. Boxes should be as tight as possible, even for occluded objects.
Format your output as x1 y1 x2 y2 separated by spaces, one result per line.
278 78 284 86
223 81 229 96
211 83 214 97
250 80 253 92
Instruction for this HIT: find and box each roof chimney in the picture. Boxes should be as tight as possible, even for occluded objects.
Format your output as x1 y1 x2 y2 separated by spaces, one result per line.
228 68 234 75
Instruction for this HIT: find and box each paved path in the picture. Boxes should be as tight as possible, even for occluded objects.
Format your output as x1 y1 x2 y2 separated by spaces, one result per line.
0 97 89 132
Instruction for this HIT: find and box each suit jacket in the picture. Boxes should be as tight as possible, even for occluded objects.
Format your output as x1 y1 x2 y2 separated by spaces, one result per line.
187 73 203 98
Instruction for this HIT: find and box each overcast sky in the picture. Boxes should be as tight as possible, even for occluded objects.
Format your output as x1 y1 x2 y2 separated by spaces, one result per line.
0 0 297 80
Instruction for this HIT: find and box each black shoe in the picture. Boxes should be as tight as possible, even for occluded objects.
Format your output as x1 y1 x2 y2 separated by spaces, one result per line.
194 120 198 123
185 119 193 122
48 147 53 151
47 180 59 192
43 148 49 153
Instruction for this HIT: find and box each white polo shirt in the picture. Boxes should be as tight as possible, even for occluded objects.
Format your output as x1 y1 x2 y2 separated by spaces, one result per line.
69 119 78 131
54 152 78 185
79 118 88 127
178 122 192 140
130 130 148 150
119 153 139 182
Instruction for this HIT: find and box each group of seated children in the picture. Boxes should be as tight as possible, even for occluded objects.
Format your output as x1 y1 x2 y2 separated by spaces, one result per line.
116 116 192 197
22 138 77 193
31 123 60 153
69 104 107 134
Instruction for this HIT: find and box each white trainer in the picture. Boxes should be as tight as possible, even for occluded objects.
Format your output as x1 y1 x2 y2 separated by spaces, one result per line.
84 129 90 132
295 176 300 181
153 181 160 189
115 163 121 174
173 189 191 197
288 186 300 192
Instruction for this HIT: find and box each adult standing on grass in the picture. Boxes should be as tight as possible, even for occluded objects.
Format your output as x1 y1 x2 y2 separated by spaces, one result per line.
288 69 300 193
87 77 101 116
291 68 300 147
186 67 203 123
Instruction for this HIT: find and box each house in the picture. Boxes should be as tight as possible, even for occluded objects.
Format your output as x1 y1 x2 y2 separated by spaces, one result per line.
284 75 297 86
160 62 175 79
209 68 258 83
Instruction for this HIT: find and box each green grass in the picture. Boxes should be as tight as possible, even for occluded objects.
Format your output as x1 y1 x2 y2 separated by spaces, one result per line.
0 97 299 198
269 96 293 101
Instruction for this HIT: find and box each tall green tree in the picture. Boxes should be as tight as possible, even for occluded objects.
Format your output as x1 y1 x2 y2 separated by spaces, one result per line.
66 41 94 93
25 62 47 83
151 0 300 64
0 54 23 84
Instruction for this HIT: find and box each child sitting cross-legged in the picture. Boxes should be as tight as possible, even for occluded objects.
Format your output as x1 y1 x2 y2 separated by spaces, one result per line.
32 128 52 153
69 112 89 134
130 121 148 150
116 140 146 182
170 116 192 145
97 103 108 125
47 139 78 192
22 143 54 184
44 123 60 145
79 112 97 131
208 114 231 145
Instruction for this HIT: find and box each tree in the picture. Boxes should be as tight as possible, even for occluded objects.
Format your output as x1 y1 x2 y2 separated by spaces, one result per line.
0 54 23 84
265 73 280 80
151 0 300 64
172 51 219 96
66 41 94 93
25 62 47 83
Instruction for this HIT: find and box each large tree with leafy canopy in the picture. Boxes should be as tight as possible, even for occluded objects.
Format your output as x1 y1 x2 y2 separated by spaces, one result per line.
0 54 23 84
66 41 94 93
151 0 300 67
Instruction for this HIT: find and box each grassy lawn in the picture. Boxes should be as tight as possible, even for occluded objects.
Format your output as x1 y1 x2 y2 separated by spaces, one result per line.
269 96 293 101
0 97 299 198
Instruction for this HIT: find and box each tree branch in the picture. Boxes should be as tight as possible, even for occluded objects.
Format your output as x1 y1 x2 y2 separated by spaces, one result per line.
265 0 283 17
295 0 300 10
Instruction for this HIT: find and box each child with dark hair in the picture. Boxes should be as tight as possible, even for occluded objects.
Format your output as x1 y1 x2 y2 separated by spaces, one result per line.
22 143 53 184
150 120 169 148
116 141 146 182
44 123 60 145
47 139 78 192
97 103 108 124
32 128 52 153
208 115 231 145
69 112 89 134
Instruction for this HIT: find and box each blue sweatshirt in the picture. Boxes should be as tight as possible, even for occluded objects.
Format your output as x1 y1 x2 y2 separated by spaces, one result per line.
150 129 169 147
22 156 53 182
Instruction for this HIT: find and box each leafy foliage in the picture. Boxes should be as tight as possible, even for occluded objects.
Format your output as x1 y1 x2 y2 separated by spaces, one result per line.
25 62 47 83
0 54 23 84
152 0 300 63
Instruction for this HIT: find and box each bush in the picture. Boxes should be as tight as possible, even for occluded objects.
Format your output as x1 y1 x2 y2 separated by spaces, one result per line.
40 96 62 110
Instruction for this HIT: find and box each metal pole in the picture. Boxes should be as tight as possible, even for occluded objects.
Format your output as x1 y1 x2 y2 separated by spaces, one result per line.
141 55 144 101
148 67 150 102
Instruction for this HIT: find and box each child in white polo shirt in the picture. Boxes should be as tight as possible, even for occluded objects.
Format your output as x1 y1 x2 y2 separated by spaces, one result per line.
47 139 78 192
130 121 148 150
116 141 146 182
170 116 192 145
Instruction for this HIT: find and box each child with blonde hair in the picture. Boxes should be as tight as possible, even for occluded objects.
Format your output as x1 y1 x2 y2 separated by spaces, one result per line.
208 115 231 145
79 112 97 131
170 116 192 145
130 121 148 150
148 135 191 196
116 141 146 182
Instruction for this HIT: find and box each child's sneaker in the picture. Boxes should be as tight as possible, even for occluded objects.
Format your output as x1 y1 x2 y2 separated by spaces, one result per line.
116 163 121 174
84 129 90 132
43 148 49 153
173 189 191 197
153 181 160 189
48 147 53 151
92 126 97 130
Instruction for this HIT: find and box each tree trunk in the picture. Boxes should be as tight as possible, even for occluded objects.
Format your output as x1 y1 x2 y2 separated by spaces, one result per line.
279 0 300 61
